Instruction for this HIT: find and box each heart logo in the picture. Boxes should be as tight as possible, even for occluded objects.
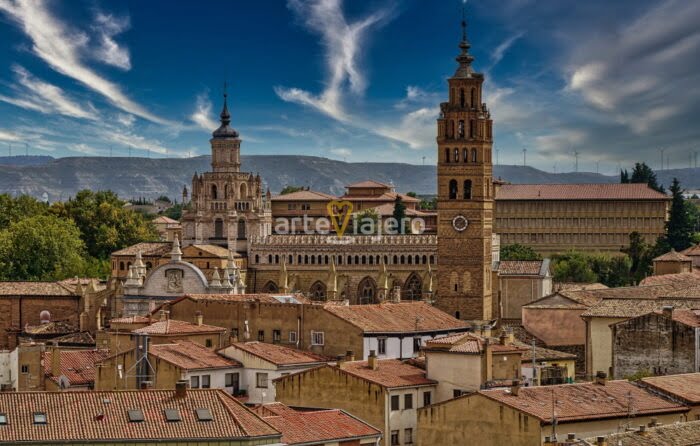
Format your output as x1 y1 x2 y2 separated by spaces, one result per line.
327 200 354 237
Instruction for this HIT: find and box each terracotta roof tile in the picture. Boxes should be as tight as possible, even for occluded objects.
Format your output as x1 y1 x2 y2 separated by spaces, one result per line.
152 216 179 224
0 389 280 442
345 180 392 189
581 298 700 318
641 373 700 404
653 249 693 262
338 359 436 388
271 190 338 201
554 282 609 292
111 242 172 256
323 302 469 333
0 281 74 296
496 183 669 201
133 319 226 335
187 244 232 257
497 260 548 276
639 272 700 286
682 244 700 256
253 403 381 445
341 191 420 203
150 341 241 370
480 380 686 423
515 341 577 362
42 349 111 387
424 332 526 354
585 420 700 446
226 342 330 367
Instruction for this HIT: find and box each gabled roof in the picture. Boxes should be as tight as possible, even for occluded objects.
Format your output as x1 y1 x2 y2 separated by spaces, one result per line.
479 380 686 423
641 373 700 404
271 190 338 201
424 332 525 355
153 215 179 224
323 302 469 334
639 272 700 287
0 281 75 296
653 249 692 262
150 340 241 370
42 349 111 386
252 402 381 445
345 180 392 189
554 282 608 292
515 341 577 362
581 297 700 318
133 319 226 335
337 359 436 388
0 389 280 442
585 420 700 446
682 244 700 256
111 241 172 256
497 260 550 276
226 342 329 367
185 244 234 258
495 183 669 201
341 191 420 203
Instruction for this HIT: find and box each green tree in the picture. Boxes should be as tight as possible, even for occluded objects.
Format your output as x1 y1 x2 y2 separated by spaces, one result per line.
0 194 49 230
280 185 304 195
50 190 159 259
624 162 664 193
419 197 437 210
589 254 632 287
163 202 183 220
155 195 171 203
353 208 379 235
551 251 597 284
392 196 407 234
0 215 86 280
665 178 693 251
622 232 653 283
406 192 417 198
501 244 543 261
620 169 630 183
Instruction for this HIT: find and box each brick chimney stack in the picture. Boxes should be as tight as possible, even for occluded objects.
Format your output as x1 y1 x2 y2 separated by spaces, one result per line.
367 350 378 370
662 305 674 320
595 371 607 386
195 311 203 326
175 380 188 398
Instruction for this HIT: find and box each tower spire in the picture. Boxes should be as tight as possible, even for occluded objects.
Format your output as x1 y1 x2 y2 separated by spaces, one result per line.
212 81 238 138
220 81 231 126
461 3 467 42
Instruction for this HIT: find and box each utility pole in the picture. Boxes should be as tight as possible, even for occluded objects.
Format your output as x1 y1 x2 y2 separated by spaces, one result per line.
522 148 527 166
659 147 666 170
574 151 580 173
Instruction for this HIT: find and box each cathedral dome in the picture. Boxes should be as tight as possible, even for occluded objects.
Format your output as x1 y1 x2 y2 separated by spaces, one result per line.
212 90 239 138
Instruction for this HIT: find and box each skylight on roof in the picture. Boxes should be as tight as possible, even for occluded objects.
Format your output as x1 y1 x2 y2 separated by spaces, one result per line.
0 413 6 425
272 295 300 304
33 412 47 424
127 409 145 422
195 408 213 421
164 408 181 422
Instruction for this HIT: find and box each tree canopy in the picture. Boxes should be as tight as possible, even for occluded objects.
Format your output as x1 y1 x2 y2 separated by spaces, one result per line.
392 196 407 234
280 185 304 195
500 244 542 261
620 162 664 192
664 177 694 251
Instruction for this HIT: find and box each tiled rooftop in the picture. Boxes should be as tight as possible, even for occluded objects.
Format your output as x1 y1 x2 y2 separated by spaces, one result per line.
515 341 577 362
345 180 393 189
495 183 669 201
252 402 381 445
585 420 700 446
641 373 700 404
653 249 693 262
271 190 338 201
111 241 172 256
424 332 525 355
42 349 111 386
682 244 700 256
323 301 469 333
497 260 548 276
0 389 280 443
580 297 700 318
227 342 329 367
639 272 700 286
150 340 241 370
0 281 75 296
480 380 686 423
188 244 232 257
338 359 436 388
133 319 226 335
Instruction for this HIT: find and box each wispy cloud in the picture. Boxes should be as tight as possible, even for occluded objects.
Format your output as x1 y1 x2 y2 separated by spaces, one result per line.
329 147 352 158
489 31 524 68
92 12 131 70
116 113 136 127
190 92 218 131
274 0 391 121
0 0 170 125
374 107 439 150
0 65 96 120
0 130 22 142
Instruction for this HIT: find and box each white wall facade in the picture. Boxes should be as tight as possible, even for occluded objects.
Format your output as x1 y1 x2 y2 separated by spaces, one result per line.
387 386 436 446
363 332 465 360
0 350 11 389
184 366 241 395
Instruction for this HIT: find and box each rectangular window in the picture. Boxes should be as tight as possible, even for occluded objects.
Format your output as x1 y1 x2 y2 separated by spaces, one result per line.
289 331 298 343
377 338 387 355
311 331 324 346
258 330 265 342
404 394 413 409
413 337 422 354
225 372 239 388
453 389 463 398
20 365 29 374
201 375 211 389
273 329 281 343
391 395 400 411
205 339 213 348
0 413 6 425
256 372 268 388
405 428 413 444
423 391 432 407
391 430 399 446
33 412 47 424
231 328 239 339
190 376 200 389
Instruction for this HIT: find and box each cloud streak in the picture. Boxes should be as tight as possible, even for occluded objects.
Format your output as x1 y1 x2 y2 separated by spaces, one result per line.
190 93 219 131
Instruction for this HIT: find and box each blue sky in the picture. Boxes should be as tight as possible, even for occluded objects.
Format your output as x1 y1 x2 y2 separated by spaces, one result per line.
0 0 699 174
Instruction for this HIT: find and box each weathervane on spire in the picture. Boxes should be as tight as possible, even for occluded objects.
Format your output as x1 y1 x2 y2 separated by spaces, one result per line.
461 3 467 42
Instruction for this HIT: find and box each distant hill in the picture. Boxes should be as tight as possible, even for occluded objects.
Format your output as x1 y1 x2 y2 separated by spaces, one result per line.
0 154 696 201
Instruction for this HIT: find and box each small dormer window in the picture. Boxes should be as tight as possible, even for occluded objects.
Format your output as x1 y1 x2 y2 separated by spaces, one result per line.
0 413 7 425
33 412 47 424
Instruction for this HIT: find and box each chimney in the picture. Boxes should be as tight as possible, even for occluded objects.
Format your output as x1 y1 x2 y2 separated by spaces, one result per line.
596 436 606 446
661 305 674 320
649 417 659 427
51 346 61 378
195 311 203 326
567 433 576 441
510 379 520 396
367 350 378 371
499 331 509 346
175 380 188 398
345 350 355 362
595 371 607 386
160 310 169 321
637 425 647 435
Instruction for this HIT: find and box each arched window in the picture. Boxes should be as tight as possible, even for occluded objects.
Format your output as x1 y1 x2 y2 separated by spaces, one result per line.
429 255 435 264
289 255 293 264
267 254 272 263
369 256 374 265
304 255 309 264
463 148 468 163
357 277 378 305
324 255 329 264
275 255 279 264
408 256 412 265
384 255 389 264
449 179 458 199
469 120 475 138
311 255 315 265
404 273 423 300
310 281 327 301
414 255 420 264
453 148 459 162
393 255 398 264
255 254 260 264
224 184 229 199
237 219 246 239
422 255 427 264
338 256 342 265
463 180 472 200
458 120 465 138
298 255 302 264
348 256 352 265
450 121 455 138
450 271 459 292
239 183 247 199
445 148 450 163
214 218 224 239
355 255 360 264
400 255 405 265
460 88 465 108
472 148 478 163
361 256 367 265
145 262 152 270
262 281 278 293
317 255 322 264
455 311 461 319
470 87 476 108
211 184 218 199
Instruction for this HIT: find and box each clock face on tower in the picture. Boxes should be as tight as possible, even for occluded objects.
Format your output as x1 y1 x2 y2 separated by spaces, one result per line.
452 215 469 232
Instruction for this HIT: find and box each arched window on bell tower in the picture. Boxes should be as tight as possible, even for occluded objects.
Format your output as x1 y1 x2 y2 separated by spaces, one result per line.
463 180 472 199
450 121 455 138
463 148 468 163
460 88 465 108
469 120 475 138
211 184 218 200
444 148 450 163
470 87 476 108
454 148 459 162
458 120 465 138
449 180 458 199
471 148 478 163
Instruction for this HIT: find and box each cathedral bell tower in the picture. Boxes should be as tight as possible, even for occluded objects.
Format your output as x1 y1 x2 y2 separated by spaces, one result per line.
435 11 494 321
211 83 241 173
